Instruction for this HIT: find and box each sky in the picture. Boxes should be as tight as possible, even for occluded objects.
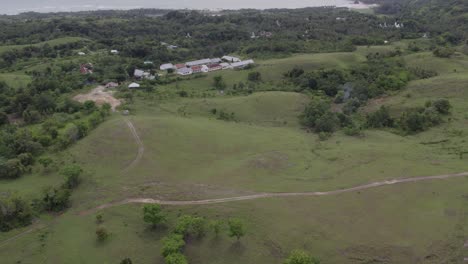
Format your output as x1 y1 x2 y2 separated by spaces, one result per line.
0 0 372 15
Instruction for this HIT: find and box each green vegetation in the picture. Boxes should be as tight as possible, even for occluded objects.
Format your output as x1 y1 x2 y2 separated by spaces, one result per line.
1 2 468 263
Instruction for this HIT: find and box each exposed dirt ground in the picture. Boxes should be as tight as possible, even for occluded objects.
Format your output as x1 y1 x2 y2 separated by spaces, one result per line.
73 85 121 111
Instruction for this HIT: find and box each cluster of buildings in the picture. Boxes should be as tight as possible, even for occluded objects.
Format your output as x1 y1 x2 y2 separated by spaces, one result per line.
160 55 255 76
379 22 405 29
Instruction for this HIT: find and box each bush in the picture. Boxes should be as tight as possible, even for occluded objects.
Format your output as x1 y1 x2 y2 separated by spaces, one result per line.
161 234 185 257
0 194 33 232
143 204 167 228
315 112 340 133
165 253 188 264
174 215 207 238
433 47 455 58
96 227 109 241
247 71 262 82
432 99 451 115
366 106 394 128
0 158 25 179
283 250 320 264
41 186 71 212
60 165 83 189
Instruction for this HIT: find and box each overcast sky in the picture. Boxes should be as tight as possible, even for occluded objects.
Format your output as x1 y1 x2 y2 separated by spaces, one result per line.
1 0 369 15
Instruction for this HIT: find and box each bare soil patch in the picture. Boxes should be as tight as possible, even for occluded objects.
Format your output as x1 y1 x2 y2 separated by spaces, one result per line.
73 85 121 111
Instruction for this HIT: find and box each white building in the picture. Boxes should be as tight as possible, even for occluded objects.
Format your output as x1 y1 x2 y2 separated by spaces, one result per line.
160 63 175 71
222 56 241 63
78 52 86 56
220 62 232 69
128 82 140 88
177 67 193 76
110 50 119 54
231 59 255 69
186 59 212 67
134 69 145 78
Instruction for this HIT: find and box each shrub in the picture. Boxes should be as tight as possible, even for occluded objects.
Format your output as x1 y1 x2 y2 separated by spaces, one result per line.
283 250 320 264
165 253 188 264
174 215 207 238
366 106 394 128
161 234 185 257
143 204 167 228
61 165 83 189
96 227 109 241
432 99 451 115
0 194 33 232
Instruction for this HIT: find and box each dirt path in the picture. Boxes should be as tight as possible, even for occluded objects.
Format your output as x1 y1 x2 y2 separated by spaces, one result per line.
0 222 46 249
80 171 468 215
123 119 144 171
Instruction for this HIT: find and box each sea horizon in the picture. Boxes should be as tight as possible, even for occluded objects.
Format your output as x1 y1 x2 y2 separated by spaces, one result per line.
1 0 374 15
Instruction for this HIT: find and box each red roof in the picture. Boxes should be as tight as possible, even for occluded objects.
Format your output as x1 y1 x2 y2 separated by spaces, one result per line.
175 63 186 69
208 64 221 68
191 65 203 71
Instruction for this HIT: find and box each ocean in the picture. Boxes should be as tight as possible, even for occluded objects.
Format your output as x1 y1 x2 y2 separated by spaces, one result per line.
1 0 372 15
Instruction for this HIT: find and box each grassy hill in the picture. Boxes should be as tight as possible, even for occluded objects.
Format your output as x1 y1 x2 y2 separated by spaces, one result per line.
2 41 468 263
0 37 90 54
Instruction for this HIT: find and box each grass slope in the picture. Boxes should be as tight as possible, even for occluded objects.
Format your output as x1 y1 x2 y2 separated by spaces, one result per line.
0 37 89 54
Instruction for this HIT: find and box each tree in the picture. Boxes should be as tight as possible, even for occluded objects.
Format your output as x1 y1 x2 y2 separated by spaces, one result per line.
315 112 340 133
228 218 245 240
38 157 53 169
96 214 103 224
366 106 394 128
247 71 262 82
0 111 8 126
165 253 188 264
96 227 109 241
300 99 329 128
283 250 320 264
213 76 226 90
0 194 33 232
120 258 132 264
174 215 206 238
161 234 185 257
60 164 83 189
143 204 167 228
41 186 71 212
432 99 451 115
210 220 223 237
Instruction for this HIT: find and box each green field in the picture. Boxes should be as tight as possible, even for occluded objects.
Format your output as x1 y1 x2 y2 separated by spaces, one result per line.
2 42 468 263
0 73 32 88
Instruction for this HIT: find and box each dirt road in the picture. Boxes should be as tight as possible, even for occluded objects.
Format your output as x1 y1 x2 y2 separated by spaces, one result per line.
123 119 144 171
79 171 468 215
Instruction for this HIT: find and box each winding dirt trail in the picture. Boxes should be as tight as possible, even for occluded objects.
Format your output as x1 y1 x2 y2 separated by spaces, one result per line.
123 119 144 171
79 171 468 216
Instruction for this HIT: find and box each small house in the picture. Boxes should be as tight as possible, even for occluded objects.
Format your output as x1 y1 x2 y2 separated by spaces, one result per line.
175 63 187 69
177 67 193 76
110 50 119 54
208 64 222 72
160 63 175 71
134 69 145 78
191 65 203 73
144 61 154 65
78 52 86 56
128 82 140 89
